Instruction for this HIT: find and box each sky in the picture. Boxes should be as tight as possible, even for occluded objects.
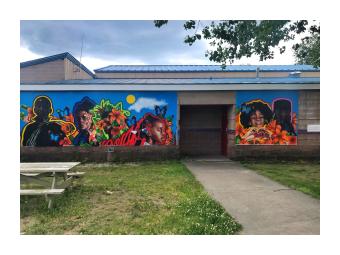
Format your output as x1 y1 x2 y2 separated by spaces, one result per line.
20 20 305 72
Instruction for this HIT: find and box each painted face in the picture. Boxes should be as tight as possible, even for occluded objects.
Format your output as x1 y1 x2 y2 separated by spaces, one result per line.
249 110 265 128
150 121 165 144
79 111 93 131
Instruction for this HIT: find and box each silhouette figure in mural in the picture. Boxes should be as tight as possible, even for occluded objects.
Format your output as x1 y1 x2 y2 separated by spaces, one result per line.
72 96 96 145
21 96 71 146
273 99 296 135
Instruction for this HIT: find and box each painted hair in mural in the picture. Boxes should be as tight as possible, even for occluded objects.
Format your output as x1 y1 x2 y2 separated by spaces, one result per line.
235 92 298 145
20 92 176 147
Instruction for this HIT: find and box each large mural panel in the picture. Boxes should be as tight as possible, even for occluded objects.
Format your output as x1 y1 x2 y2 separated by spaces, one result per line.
235 91 298 145
20 92 177 147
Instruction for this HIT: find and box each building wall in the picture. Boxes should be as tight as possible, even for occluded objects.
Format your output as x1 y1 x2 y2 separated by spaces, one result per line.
64 59 93 80
20 60 65 83
298 90 320 129
178 91 235 105
20 89 320 160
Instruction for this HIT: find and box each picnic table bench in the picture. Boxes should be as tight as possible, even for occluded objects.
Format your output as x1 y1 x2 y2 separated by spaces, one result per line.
20 162 83 209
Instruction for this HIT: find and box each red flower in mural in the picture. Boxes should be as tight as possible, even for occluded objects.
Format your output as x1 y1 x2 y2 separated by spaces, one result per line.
289 135 297 144
59 137 72 146
111 126 122 137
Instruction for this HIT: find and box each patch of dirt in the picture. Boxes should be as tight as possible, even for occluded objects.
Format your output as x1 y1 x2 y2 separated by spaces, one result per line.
20 217 39 234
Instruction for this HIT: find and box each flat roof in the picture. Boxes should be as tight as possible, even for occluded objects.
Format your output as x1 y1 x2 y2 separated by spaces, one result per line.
21 77 320 91
21 77 320 85
94 64 320 73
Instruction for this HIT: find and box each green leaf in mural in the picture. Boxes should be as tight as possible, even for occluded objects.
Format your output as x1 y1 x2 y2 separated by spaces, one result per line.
21 104 29 110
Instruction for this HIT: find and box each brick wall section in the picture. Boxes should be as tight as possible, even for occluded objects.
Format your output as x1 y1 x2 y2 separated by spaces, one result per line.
20 145 180 162
298 90 320 129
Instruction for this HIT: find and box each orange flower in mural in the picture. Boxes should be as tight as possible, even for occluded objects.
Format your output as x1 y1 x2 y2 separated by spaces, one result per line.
96 120 107 130
64 113 75 123
108 109 126 124
235 113 247 137
271 124 290 145
26 107 33 122
164 120 173 145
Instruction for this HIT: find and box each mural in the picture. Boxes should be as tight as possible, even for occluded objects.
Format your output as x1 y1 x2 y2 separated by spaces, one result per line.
20 92 177 147
235 91 298 145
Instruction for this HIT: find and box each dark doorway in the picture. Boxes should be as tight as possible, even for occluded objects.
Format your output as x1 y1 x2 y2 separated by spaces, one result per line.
179 105 228 156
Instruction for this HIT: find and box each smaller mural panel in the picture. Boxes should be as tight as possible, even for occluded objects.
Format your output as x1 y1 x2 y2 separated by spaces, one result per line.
235 91 298 145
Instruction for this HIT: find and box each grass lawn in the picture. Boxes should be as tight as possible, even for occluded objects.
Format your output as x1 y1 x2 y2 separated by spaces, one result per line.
20 161 241 235
241 160 320 199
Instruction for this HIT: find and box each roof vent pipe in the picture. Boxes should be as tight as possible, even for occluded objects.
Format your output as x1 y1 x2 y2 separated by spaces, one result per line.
256 67 260 78
289 71 302 78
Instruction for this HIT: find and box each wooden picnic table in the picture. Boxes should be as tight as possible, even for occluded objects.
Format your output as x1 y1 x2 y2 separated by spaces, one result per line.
20 162 82 209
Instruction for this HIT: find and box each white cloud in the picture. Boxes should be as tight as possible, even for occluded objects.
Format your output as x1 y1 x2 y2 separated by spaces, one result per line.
20 47 43 62
19 47 147 72
128 97 167 113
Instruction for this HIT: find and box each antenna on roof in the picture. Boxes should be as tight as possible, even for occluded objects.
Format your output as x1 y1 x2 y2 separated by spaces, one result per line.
80 35 84 66
74 35 85 79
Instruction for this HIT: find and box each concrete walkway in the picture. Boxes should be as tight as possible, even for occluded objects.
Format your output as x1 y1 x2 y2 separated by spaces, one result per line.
183 158 320 235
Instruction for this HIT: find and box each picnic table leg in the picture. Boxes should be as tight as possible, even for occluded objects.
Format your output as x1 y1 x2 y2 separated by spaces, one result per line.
47 172 57 209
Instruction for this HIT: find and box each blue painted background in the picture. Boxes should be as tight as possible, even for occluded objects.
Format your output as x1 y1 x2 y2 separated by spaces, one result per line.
236 90 299 113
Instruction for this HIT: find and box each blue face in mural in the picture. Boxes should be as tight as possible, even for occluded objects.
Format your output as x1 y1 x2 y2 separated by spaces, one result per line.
20 92 177 147
235 91 298 145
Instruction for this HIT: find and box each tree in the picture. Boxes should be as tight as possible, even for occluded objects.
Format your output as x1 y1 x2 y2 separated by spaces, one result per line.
293 33 320 67
154 20 320 67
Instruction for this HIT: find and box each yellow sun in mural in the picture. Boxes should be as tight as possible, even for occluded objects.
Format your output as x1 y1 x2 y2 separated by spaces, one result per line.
126 95 136 104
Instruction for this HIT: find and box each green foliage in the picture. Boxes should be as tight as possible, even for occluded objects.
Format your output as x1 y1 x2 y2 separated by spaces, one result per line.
293 34 320 67
241 160 320 198
154 20 320 67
